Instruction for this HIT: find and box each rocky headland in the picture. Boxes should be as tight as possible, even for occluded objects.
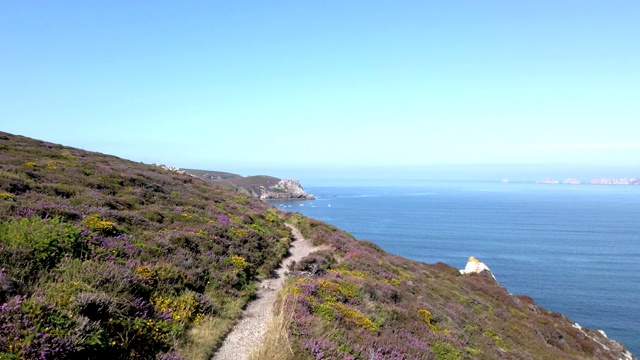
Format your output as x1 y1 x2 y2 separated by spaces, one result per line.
182 168 315 200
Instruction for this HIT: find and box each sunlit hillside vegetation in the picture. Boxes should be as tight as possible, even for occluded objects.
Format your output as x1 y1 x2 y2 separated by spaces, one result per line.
267 214 633 360
0 132 634 360
0 132 290 359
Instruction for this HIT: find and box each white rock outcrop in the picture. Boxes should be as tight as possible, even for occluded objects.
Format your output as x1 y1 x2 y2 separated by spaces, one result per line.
154 163 196 177
258 179 315 200
460 256 491 274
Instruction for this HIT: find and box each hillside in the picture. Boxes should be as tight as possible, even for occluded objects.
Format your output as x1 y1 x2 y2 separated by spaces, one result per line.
270 216 635 360
183 169 315 200
0 131 635 360
0 132 291 359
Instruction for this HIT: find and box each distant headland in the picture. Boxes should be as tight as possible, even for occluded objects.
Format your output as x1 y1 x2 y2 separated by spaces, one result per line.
156 166 315 200
534 177 640 185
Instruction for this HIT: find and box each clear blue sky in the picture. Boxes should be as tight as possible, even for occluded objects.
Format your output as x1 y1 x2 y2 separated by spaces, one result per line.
2 1 639 181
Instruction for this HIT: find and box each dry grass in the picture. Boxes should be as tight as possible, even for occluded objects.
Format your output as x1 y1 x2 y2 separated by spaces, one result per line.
178 316 235 360
179 296 251 360
249 293 296 360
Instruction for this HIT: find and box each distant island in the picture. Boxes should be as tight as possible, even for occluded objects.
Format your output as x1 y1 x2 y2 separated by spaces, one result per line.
588 177 640 185
534 177 640 185
536 177 559 184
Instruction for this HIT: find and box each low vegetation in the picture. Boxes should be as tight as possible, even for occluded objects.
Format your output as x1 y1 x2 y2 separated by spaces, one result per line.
274 213 633 360
0 132 290 359
0 131 633 360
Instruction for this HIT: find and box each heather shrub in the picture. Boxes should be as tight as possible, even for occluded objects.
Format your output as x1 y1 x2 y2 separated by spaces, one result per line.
278 212 617 360
3 132 626 360
0 132 297 359
72 291 116 322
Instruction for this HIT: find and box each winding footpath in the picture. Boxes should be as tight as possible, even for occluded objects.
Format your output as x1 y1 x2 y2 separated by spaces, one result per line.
212 224 321 360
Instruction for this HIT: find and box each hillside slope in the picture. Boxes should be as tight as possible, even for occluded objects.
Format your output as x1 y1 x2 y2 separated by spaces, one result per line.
0 131 635 360
277 215 635 360
0 132 292 359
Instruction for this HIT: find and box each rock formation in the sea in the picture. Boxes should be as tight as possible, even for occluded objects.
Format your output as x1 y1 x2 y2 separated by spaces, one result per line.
536 177 559 184
460 256 491 274
589 177 640 185
563 178 581 185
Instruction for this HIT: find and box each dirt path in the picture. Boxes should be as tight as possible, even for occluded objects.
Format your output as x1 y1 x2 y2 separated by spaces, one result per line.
211 224 321 360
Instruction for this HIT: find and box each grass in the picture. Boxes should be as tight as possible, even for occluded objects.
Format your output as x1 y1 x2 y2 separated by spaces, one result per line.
178 317 234 360
248 294 296 360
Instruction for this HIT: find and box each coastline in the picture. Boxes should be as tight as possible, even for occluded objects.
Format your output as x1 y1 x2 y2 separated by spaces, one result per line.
277 182 640 355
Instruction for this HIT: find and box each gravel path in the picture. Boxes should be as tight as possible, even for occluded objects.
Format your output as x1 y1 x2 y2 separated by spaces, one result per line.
211 224 321 360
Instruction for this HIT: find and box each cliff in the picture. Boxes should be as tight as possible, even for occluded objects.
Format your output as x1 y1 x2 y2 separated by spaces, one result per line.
0 131 635 360
183 169 315 200
283 215 636 360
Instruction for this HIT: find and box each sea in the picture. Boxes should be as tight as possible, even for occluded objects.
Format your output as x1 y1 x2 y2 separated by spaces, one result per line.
268 182 640 355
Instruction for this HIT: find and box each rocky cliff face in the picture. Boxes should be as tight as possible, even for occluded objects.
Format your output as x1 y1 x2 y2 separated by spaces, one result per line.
258 179 315 200
178 169 315 200
456 256 635 360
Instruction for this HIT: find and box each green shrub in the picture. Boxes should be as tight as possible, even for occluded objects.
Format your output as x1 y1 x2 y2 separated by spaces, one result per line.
431 341 462 360
0 217 83 280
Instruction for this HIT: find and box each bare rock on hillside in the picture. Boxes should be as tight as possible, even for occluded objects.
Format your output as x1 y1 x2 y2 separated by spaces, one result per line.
259 179 315 200
460 256 491 275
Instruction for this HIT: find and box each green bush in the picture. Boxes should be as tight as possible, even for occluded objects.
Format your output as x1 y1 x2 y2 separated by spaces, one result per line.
431 341 462 360
0 217 83 281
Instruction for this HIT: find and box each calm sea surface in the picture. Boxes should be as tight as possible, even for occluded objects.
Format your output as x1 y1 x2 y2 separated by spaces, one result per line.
269 182 640 354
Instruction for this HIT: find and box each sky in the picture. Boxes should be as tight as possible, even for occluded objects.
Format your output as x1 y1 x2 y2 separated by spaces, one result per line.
2 1 640 182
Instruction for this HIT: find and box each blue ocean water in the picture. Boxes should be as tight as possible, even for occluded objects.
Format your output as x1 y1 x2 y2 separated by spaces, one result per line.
270 182 640 354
